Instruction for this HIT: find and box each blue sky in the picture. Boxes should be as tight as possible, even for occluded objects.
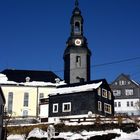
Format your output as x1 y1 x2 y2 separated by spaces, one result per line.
0 0 140 83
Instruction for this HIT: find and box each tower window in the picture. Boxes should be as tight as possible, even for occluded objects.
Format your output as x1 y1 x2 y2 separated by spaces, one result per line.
76 56 81 67
74 21 80 33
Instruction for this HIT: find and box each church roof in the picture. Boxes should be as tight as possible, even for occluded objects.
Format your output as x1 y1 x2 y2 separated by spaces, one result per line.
1 69 61 83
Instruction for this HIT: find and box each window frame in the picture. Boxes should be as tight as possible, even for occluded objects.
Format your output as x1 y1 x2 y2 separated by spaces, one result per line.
114 102 117 107
102 89 108 98
62 102 71 112
98 101 102 111
125 89 134 96
127 101 130 107
53 103 59 113
23 92 29 107
113 90 121 96
131 101 133 107
104 103 112 114
108 91 112 100
76 56 81 67
8 92 13 114
39 93 44 99
98 88 101 96
74 21 81 34
118 102 121 107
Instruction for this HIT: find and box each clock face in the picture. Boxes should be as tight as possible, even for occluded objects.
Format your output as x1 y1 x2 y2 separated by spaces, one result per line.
75 39 82 46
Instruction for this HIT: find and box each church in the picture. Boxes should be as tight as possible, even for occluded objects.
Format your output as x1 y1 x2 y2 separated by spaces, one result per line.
47 0 114 123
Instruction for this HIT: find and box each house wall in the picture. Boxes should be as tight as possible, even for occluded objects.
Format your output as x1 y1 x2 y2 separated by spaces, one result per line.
0 89 5 140
114 99 140 115
1 86 37 117
49 91 96 117
1 85 56 117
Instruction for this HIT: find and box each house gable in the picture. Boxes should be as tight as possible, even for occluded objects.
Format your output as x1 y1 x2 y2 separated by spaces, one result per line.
110 73 140 99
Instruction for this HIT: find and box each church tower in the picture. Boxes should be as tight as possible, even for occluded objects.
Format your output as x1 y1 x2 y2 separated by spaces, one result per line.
64 0 91 84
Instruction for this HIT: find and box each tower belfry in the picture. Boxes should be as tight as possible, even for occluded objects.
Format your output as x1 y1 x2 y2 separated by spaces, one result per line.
63 0 91 84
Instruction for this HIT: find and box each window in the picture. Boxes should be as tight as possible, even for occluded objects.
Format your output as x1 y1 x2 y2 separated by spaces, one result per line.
104 103 112 114
108 91 112 100
115 82 118 85
8 92 13 114
98 88 101 96
74 21 80 33
0 105 4 115
53 104 58 113
76 56 81 67
23 110 28 117
114 102 117 107
131 101 133 107
39 93 44 99
24 92 29 107
127 101 129 107
98 101 102 111
125 89 133 96
118 102 121 107
113 90 121 96
63 102 71 112
119 80 126 85
102 89 107 98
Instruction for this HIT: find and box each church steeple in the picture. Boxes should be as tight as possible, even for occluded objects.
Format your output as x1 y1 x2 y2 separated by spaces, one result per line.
71 0 83 36
63 1 91 84
75 0 79 7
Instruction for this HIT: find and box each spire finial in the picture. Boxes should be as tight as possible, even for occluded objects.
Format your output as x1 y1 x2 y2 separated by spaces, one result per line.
75 0 79 7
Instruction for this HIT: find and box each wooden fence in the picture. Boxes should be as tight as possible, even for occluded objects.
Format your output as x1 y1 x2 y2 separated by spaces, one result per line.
59 115 140 125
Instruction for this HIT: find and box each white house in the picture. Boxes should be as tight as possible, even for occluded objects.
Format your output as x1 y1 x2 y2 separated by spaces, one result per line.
110 73 140 116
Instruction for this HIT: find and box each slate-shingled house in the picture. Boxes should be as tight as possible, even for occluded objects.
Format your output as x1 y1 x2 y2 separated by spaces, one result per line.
110 73 140 116
48 79 114 122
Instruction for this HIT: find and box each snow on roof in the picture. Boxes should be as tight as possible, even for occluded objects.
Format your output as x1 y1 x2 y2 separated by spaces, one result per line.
50 81 102 95
0 73 66 87
131 79 139 86
20 81 66 87
0 73 8 81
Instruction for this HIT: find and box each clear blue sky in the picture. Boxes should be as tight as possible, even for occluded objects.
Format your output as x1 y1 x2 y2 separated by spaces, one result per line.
0 0 140 83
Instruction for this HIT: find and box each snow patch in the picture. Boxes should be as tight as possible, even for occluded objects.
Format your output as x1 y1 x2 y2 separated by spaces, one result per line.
7 135 25 140
27 128 48 139
50 81 102 95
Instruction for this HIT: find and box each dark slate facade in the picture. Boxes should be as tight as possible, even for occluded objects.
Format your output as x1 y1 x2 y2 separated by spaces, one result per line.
1 69 61 83
110 73 140 116
49 79 114 118
110 74 140 100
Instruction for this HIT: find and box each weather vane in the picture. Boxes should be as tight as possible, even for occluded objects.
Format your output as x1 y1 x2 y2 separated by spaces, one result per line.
75 0 79 7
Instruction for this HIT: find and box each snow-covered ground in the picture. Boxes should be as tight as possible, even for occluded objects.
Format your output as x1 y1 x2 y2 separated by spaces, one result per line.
7 127 140 140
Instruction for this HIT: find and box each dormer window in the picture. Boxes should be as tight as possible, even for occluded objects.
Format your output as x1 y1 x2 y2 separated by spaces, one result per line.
74 21 81 33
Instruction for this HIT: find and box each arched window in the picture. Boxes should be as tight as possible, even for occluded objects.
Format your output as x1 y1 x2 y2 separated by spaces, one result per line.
74 21 80 33
23 110 28 117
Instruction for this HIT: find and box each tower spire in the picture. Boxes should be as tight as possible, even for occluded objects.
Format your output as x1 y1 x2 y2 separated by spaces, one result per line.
75 0 79 7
